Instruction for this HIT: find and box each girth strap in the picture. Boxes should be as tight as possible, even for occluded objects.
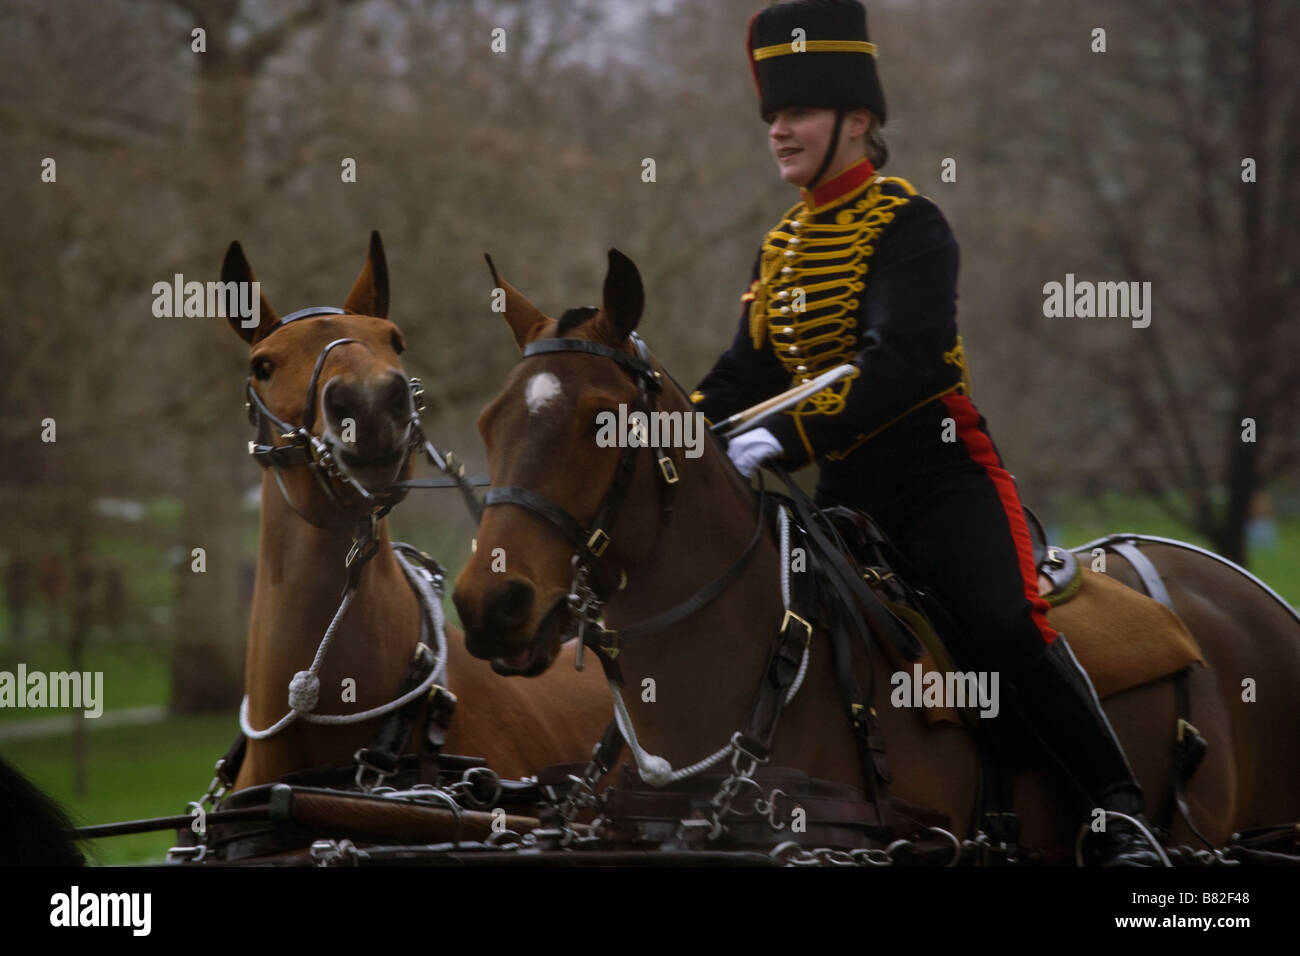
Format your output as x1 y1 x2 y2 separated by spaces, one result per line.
1109 539 1173 609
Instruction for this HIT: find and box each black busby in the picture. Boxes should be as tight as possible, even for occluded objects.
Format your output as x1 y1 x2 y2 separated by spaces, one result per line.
748 0 887 123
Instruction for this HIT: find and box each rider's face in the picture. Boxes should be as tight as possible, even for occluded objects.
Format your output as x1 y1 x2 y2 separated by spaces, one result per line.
767 107 869 187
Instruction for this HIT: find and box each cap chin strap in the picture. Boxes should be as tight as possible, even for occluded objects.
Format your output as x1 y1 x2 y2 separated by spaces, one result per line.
805 108 845 192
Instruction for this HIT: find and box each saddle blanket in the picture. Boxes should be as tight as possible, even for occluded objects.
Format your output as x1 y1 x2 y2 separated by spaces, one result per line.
888 567 1206 726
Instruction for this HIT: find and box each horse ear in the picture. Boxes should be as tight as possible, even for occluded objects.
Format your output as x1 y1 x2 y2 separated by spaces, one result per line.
343 230 390 318
599 248 643 342
484 253 553 350
221 241 280 345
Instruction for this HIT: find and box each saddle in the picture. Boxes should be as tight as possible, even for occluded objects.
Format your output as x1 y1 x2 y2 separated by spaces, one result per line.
822 504 1206 728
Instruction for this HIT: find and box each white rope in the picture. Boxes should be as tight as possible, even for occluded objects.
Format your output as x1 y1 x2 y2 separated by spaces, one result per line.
611 504 808 788
240 545 447 740
779 506 811 704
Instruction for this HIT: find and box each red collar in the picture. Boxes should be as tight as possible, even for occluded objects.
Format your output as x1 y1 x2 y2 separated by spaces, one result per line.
801 158 876 212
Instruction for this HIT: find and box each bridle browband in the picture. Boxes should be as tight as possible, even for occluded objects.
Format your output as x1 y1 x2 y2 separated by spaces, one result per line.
481 331 763 677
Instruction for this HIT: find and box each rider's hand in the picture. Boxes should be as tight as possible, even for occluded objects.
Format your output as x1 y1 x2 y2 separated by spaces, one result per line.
726 427 783 478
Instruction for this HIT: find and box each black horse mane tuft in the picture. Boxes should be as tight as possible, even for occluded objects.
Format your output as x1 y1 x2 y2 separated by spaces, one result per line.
0 756 85 866
557 306 600 335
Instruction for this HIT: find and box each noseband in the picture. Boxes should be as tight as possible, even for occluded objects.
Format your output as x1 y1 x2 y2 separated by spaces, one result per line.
482 332 763 676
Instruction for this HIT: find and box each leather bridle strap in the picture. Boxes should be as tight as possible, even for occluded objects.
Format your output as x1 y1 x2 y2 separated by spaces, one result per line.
522 337 662 385
613 482 766 644
300 337 364 434
485 485 588 548
481 333 675 568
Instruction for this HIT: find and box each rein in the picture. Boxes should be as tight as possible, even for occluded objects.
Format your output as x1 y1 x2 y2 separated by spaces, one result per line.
488 332 942 850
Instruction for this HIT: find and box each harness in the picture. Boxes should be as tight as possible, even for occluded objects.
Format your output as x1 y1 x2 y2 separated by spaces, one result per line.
482 331 950 852
210 307 488 812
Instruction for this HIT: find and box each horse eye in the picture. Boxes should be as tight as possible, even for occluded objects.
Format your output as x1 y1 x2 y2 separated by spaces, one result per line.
391 332 405 355
251 357 274 381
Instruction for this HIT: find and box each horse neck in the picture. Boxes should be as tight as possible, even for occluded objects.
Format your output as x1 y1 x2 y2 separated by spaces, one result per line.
601 422 793 764
243 476 420 742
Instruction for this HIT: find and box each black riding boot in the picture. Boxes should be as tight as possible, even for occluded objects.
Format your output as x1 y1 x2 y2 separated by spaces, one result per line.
1011 634 1165 866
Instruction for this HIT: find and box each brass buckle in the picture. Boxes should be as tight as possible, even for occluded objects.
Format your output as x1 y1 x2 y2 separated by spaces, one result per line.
1176 717 1199 743
780 609 812 645
850 703 878 727
587 528 611 557
657 455 680 484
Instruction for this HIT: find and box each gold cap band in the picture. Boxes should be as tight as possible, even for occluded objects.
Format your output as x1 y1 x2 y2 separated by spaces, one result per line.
752 39 878 62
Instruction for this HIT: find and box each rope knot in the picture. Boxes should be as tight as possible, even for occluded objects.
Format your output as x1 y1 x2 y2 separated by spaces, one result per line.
288 670 320 713
638 754 674 788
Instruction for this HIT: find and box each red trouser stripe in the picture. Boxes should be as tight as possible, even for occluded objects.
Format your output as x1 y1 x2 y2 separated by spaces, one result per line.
940 393 1057 645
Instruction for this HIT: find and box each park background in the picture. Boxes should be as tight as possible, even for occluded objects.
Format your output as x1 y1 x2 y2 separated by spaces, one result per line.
1 0 1296 863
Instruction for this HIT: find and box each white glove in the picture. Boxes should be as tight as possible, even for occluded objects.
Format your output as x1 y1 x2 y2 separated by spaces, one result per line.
726 427 783 478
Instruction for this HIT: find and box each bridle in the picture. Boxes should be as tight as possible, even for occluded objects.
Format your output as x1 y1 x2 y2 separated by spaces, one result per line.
246 306 484 571
237 305 480 750
481 331 765 678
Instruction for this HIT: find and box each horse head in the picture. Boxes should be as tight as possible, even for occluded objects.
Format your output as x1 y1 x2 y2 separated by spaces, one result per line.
225 231 417 525
453 249 710 676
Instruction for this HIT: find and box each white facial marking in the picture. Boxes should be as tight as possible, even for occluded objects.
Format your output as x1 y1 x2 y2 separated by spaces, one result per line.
525 372 563 416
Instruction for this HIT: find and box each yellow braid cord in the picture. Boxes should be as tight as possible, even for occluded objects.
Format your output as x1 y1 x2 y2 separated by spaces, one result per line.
750 176 915 400
823 383 966 463
942 334 972 396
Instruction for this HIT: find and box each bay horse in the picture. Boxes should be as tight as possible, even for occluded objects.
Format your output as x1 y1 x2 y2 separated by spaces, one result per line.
224 232 608 791
452 248 1300 861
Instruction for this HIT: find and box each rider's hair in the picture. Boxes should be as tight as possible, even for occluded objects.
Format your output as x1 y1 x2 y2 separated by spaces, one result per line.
865 113 888 170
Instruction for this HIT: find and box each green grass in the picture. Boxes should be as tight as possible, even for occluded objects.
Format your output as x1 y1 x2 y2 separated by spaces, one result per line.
3 713 241 865
1046 492 1299 607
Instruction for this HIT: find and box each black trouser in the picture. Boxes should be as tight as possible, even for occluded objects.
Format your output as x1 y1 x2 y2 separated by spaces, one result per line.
816 392 1141 815
819 392 1057 682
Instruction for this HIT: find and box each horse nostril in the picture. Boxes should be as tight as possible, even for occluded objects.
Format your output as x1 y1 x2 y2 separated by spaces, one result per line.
384 373 412 423
486 579 534 633
322 380 355 430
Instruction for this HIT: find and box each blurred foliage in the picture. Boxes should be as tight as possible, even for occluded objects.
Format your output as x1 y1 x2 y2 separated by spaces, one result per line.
0 0 1295 716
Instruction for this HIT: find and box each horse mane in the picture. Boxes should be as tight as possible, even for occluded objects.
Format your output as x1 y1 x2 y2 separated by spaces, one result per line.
556 306 600 335
0 756 85 866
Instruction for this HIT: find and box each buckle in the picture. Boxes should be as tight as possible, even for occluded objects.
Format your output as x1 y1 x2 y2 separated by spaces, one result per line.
1176 718 1199 743
657 455 680 484
598 627 620 660
587 528 611 557
354 747 396 790
429 684 458 723
850 702 878 727
780 609 812 645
